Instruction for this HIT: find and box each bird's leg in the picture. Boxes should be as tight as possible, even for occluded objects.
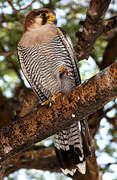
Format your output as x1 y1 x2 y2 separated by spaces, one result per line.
42 65 67 106
51 93 62 101
41 93 62 106
59 64 68 78
41 99 51 106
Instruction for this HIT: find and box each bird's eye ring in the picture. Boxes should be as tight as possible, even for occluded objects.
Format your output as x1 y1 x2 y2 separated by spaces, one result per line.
40 12 49 18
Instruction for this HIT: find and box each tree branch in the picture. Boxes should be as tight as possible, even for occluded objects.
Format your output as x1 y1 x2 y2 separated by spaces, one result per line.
0 51 17 57
0 62 117 165
100 32 117 70
4 146 101 180
4 147 59 177
4 0 24 24
76 0 113 60
16 0 37 12
0 43 24 86
0 90 13 129
106 116 117 129
103 16 117 33
88 109 104 137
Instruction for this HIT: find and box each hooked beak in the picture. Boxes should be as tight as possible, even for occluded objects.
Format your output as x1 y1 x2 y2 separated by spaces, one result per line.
53 19 57 24
47 15 57 24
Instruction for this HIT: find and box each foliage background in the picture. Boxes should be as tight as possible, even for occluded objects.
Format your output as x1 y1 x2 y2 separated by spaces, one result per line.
0 0 117 179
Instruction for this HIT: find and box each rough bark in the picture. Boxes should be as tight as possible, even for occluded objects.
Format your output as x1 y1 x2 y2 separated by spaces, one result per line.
76 0 115 60
0 0 117 179
0 91 13 129
100 32 117 70
4 147 59 177
4 146 101 180
0 62 117 166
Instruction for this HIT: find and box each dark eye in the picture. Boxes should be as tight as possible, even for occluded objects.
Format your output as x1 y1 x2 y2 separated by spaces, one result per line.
40 12 48 18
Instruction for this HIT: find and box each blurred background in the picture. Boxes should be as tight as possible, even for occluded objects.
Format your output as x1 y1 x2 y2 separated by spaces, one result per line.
0 0 117 179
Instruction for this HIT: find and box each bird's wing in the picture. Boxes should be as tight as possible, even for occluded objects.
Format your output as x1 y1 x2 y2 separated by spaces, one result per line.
54 27 92 176
17 45 49 103
57 28 92 155
57 27 81 85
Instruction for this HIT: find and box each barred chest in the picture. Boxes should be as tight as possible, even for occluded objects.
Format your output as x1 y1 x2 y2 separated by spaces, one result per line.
18 35 76 98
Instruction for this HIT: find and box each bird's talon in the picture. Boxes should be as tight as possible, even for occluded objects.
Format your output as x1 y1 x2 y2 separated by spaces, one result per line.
51 93 62 101
41 93 62 106
41 100 50 106
57 92 62 97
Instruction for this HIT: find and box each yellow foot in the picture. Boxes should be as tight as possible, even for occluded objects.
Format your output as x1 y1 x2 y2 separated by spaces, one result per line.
59 64 68 77
51 93 62 101
41 99 51 106
41 93 62 106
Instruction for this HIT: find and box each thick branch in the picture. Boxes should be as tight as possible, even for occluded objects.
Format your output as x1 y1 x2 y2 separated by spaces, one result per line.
100 32 117 70
76 0 112 60
0 62 117 164
4 146 101 180
4 147 59 177
88 109 104 136
0 90 13 129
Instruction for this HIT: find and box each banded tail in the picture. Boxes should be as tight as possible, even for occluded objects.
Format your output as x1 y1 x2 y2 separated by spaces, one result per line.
54 120 92 176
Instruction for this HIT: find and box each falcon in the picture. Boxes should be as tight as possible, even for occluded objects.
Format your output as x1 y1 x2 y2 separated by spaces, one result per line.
18 8 91 176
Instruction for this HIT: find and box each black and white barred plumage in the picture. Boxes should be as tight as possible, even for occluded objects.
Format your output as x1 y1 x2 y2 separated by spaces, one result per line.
18 8 92 176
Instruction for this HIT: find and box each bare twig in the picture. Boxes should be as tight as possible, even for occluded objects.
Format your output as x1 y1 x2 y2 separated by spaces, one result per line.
0 42 24 86
5 0 24 24
0 51 17 57
5 0 17 12
100 162 117 171
16 0 37 12
106 116 117 129
104 103 117 115
5 0 37 12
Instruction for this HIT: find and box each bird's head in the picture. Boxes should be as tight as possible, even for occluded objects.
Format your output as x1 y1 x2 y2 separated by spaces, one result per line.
24 8 57 32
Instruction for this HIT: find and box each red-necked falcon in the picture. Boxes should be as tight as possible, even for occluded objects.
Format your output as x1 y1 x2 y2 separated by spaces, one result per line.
18 8 92 176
